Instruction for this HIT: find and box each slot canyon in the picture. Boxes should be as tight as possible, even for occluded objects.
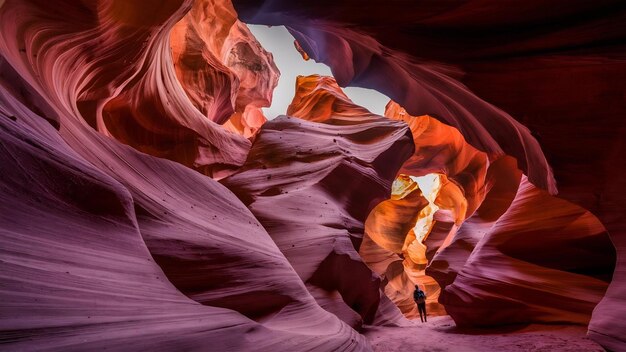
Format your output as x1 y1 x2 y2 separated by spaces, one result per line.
0 0 624 351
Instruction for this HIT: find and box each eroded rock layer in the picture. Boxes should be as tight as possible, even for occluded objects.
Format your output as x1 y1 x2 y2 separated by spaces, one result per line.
434 177 615 327
0 0 276 181
360 100 488 319
1 0 624 350
170 0 277 130
0 80 368 351
235 2 625 349
222 74 414 328
0 1 369 350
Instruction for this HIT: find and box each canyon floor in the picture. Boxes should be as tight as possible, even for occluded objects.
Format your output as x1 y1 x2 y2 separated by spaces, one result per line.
364 316 603 351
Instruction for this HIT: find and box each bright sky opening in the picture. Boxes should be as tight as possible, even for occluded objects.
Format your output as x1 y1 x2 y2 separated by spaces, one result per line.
248 25 390 119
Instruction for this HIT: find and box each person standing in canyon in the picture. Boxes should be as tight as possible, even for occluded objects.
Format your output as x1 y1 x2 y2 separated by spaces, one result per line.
414 285 427 323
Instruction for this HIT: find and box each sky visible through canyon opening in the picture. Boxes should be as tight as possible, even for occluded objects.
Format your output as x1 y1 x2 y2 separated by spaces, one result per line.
248 25 391 119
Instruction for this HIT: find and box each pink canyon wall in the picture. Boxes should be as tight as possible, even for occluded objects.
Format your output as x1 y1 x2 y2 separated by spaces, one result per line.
0 0 623 351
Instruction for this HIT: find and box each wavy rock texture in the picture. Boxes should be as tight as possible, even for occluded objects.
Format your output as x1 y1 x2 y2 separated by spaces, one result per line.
234 2 625 349
0 0 273 182
1 0 624 350
384 102 487 219
235 3 554 194
0 1 370 350
1 82 373 352
361 102 488 319
427 156 524 290
170 0 277 134
0 103 259 352
427 154 614 329
0 84 367 351
435 176 615 327
223 75 414 328
223 105 267 138
361 175 442 318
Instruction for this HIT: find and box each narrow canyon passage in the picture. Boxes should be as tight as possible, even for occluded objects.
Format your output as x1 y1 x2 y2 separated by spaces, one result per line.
0 0 624 351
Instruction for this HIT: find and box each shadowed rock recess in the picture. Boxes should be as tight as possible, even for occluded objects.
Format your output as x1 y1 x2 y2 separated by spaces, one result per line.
1 0 624 351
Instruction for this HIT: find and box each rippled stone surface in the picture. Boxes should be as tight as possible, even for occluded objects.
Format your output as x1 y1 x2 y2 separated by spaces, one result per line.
1 0 624 350
222 75 414 328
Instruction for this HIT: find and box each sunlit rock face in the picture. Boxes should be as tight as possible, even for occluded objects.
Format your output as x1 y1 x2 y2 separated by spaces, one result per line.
99 0 251 179
427 156 524 291
222 74 414 328
362 173 450 318
235 2 625 349
362 102 484 319
234 3 555 195
223 105 267 138
374 102 614 327
170 0 278 134
384 102 487 219
1 0 275 182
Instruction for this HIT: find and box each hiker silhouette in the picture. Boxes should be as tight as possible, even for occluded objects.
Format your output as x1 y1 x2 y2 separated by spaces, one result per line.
413 285 427 323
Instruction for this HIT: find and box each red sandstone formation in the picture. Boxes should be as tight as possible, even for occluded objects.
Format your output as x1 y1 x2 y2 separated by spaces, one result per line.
170 0 277 127
361 175 447 318
223 105 267 138
373 100 614 328
428 163 615 327
0 1 367 350
427 156 524 290
1 0 276 182
222 74 414 328
235 2 625 349
384 102 488 219
360 102 489 319
431 175 614 325
0 87 366 350
1 0 624 350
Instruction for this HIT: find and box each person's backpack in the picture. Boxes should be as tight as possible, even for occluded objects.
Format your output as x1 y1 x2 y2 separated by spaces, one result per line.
414 290 426 303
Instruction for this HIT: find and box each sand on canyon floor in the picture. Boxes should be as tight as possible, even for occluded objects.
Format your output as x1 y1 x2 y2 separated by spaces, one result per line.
363 315 603 352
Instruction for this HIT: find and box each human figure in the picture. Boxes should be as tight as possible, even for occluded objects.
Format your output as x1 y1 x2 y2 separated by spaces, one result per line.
413 285 427 322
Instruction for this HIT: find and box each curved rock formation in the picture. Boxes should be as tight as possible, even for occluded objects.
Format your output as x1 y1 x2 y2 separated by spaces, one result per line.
434 176 615 327
0 79 368 350
170 0 278 124
0 0 277 182
384 102 488 218
223 105 267 138
222 74 414 328
365 176 430 256
0 1 369 350
234 2 625 349
427 156 524 290
361 101 487 319
426 154 615 328
1 0 624 350
376 102 614 327
235 4 554 194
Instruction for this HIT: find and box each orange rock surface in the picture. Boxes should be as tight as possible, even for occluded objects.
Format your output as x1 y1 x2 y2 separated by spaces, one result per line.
170 0 278 123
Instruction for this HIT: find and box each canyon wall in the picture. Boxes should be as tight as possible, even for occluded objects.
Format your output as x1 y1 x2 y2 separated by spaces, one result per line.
222 75 414 328
0 0 623 350
234 1 624 349
0 1 372 350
